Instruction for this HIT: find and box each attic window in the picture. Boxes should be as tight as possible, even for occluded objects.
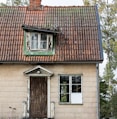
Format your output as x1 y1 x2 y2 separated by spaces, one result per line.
24 32 55 56
29 32 53 50
22 25 58 56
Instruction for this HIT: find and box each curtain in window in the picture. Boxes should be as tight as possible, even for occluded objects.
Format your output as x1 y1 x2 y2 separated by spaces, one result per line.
31 33 38 49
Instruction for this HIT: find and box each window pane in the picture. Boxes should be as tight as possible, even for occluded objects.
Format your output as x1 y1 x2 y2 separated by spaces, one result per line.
72 85 81 92
40 41 47 49
48 36 52 49
60 85 69 94
60 76 69 84
31 33 38 49
60 94 69 102
40 34 47 49
41 33 47 41
72 76 81 84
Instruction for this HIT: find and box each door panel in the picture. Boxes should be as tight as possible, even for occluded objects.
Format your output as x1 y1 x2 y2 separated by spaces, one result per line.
30 77 47 118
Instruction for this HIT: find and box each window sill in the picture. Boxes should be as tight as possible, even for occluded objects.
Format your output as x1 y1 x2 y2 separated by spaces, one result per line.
59 102 83 105
24 49 55 56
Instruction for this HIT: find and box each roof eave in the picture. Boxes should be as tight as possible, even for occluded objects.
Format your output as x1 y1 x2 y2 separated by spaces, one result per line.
22 24 60 34
95 5 104 61
0 60 103 64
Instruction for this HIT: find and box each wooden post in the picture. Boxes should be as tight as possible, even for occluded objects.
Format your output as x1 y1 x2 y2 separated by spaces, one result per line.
47 76 51 118
27 77 30 118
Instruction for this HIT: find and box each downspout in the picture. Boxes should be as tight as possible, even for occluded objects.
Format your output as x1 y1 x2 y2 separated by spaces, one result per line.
96 63 100 119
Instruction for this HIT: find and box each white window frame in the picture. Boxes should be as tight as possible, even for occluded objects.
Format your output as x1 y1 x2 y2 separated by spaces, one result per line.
30 32 40 50
26 32 53 51
59 75 83 104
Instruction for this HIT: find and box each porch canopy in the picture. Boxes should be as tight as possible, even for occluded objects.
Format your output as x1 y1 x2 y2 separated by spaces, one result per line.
24 65 53 77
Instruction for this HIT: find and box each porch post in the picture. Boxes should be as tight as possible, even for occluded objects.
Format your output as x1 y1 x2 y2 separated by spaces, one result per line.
47 76 51 118
27 77 30 118
22 76 30 118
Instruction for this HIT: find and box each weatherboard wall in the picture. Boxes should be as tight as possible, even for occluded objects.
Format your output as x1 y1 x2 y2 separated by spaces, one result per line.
0 64 97 119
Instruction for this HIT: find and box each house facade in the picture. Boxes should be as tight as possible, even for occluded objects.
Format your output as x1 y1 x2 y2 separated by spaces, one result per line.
0 0 103 119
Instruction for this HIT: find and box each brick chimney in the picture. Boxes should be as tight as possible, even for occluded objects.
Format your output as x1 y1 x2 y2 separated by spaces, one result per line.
29 0 42 10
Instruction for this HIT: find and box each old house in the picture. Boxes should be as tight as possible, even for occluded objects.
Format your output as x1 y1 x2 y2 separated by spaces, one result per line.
0 0 103 119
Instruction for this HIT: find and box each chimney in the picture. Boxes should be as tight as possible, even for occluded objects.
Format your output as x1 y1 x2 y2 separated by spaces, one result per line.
29 0 42 10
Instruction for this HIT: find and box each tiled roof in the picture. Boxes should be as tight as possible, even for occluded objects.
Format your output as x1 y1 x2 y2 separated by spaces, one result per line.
0 6 103 63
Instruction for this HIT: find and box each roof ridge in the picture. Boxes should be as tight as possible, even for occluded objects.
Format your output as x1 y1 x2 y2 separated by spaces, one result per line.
43 5 95 7
43 5 95 8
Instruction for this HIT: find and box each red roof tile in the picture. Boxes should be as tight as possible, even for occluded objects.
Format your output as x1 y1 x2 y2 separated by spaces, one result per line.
0 6 103 63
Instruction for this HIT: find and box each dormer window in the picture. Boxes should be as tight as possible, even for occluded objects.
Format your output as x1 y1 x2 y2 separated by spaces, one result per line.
22 25 59 56
24 32 54 56
30 33 53 51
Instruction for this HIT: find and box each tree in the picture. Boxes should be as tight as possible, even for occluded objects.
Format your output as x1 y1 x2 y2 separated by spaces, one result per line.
99 0 117 117
4 0 29 6
100 77 111 118
111 92 117 118
82 0 91 5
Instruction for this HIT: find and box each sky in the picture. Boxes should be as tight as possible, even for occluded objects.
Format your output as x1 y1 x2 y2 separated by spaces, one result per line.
42 0 83 6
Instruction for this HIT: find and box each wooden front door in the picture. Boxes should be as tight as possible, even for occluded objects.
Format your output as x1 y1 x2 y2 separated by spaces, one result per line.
30 77 47 118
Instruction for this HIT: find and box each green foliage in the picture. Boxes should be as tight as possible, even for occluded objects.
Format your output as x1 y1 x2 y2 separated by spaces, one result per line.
0 2 8 6
83 0 91 6
100 0 117 118
14 0 21 6
3 0 29 6
100 77 111 118
100 82 108 96
111 92 117 118
100 100 111 118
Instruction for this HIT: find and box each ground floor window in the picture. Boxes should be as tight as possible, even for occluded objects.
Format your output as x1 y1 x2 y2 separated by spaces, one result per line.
59 75 82 104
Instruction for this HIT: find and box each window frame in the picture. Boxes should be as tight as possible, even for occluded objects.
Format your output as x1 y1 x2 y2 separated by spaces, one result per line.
59 74 83 105
30 32 40 50
29 32 53 51
24 31 55 56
